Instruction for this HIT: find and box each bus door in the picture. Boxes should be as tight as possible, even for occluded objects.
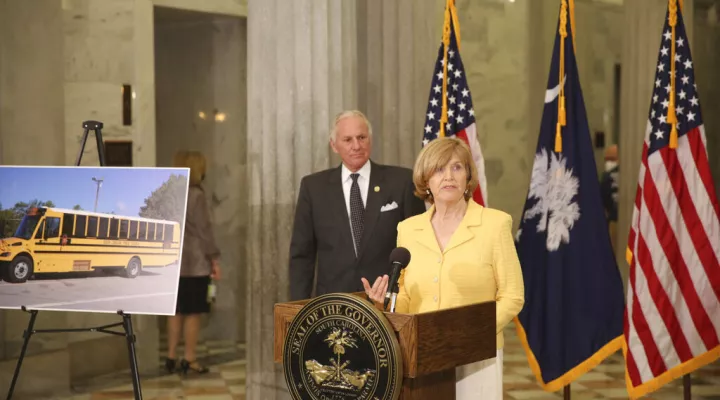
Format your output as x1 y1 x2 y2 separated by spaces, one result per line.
33 216 62 272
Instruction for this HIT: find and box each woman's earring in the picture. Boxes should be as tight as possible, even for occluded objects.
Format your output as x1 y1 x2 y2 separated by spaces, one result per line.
426 189 431 196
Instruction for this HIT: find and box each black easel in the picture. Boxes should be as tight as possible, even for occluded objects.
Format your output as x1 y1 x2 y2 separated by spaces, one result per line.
6 121 143 400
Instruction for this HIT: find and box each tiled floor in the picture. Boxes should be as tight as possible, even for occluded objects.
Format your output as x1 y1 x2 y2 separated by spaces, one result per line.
501 321 720 400
54 322 720 399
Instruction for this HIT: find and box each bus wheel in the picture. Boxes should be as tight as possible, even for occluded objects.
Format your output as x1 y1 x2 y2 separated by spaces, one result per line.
125 257 141 279
8 256 33 283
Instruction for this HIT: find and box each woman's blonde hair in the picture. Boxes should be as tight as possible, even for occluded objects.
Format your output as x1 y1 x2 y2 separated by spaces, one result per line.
173 150 207 186
412 137 478 204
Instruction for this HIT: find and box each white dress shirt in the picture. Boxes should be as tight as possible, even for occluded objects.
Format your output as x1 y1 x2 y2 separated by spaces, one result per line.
341 160 371 215
341 160 371 252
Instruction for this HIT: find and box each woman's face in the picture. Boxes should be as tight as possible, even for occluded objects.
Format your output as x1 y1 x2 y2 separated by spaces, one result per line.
428 153 467 205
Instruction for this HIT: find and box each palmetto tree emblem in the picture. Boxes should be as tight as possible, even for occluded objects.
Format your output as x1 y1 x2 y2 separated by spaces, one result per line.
520 148 580 251
324 328 358 383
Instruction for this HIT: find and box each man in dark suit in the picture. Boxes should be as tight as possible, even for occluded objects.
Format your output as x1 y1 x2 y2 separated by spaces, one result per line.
289 110 426 301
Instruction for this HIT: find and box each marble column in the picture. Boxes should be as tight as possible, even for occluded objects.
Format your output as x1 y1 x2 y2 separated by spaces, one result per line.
0 1 69 397
617 0 693 289
356 0 443 168
245 0 357 398
0 0 65 166
2 0 158 390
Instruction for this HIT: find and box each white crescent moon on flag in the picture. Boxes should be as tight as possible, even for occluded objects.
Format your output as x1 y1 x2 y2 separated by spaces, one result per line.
545 74 567 104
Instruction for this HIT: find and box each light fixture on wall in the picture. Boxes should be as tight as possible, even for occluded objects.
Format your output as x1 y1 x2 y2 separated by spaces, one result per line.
197 110 227 122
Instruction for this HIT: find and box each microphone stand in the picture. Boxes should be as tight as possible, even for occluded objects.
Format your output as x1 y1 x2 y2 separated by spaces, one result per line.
387 281 400 313
389 293 398 313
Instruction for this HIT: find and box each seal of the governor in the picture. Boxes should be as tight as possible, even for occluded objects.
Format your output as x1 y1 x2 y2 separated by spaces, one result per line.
283 293 403 400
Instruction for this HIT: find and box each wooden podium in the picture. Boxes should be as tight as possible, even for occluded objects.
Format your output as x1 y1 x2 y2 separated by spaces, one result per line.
274 292 496 399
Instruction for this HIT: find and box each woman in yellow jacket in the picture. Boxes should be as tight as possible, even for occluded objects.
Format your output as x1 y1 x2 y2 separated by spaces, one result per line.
363 137 525 399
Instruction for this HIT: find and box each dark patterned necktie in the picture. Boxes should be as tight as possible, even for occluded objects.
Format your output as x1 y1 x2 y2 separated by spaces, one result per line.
349 173 365 256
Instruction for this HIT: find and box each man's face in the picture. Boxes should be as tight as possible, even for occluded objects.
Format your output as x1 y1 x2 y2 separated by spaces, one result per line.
604 145 619 171
330 116 372 172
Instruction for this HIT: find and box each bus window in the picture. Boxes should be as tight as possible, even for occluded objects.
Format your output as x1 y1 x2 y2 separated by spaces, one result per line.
139 222 147 241
129 221 138 240
45 217 61 238
165 224 174 243
110 219 119 238
148 223 156 241
62 214 75 237
119 220 129 238
75 215 87 238
34 220 45 239
87 217 98 237
15 215 41 240
98 217 109 239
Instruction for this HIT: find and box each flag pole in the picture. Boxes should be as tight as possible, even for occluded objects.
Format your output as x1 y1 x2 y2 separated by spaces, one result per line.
667 0 679 148
672 1 691 397
559 2 570 396
438 0 454 138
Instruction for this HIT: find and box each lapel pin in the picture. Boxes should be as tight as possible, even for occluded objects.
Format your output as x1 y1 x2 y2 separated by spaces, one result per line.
374 186 380 192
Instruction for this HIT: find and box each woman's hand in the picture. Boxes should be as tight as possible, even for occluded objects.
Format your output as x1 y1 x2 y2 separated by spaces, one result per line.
361 275 389 303
210 259 221 280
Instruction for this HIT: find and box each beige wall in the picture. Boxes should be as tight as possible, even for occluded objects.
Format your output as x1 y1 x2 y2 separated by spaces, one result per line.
0 0 65 166
693 0 720 196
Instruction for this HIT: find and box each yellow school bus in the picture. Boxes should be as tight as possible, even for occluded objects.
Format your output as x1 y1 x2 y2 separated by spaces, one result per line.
0 207 181 283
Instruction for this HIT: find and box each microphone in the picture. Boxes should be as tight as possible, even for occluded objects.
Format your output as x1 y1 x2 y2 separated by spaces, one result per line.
384 247 411 312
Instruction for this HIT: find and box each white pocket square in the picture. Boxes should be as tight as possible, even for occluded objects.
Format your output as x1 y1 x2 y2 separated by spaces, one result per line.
380 201 398 212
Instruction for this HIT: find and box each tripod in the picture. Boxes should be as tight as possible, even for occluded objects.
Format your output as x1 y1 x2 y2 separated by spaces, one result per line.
5 120 143 400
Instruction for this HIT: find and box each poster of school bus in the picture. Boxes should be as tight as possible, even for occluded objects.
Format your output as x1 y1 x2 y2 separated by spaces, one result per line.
0 166 190 315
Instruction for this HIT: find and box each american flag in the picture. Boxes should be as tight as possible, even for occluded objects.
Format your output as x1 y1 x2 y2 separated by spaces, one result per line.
421 18 487 206
624 5 720 399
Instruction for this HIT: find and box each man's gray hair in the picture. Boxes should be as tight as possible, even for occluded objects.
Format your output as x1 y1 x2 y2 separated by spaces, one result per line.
329 110 373 142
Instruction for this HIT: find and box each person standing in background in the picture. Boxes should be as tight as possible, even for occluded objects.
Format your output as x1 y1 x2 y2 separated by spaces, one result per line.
166 150 221 375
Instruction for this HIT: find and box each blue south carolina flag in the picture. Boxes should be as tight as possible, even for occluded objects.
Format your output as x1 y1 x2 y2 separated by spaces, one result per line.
513 6 625 391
